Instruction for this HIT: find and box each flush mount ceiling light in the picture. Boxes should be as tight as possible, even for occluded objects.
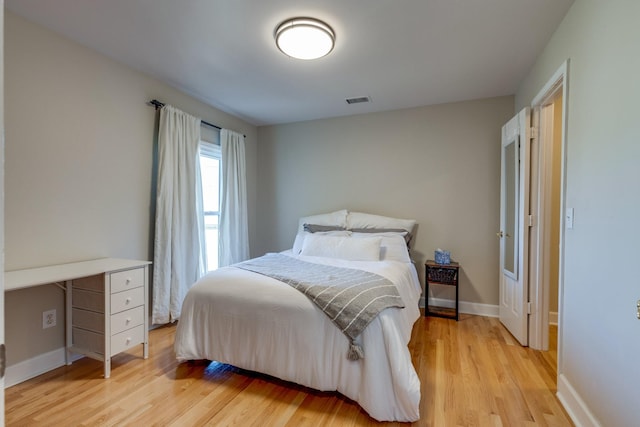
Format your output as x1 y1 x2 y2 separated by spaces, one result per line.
275 17 335 60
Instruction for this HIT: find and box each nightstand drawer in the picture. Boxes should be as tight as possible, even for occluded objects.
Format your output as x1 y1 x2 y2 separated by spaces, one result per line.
426 266 458 285
110 268 144 293
110 306 144 335
111 287 144 314
110 325 144 356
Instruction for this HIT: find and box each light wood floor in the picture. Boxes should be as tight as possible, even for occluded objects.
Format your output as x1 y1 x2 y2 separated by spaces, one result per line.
6 313 572 426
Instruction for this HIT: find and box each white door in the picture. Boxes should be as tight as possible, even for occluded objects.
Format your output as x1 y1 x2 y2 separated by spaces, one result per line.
499 108 531 346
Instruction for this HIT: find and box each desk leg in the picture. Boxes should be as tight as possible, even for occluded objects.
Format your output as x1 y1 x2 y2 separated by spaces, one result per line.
143 265 149 359
65 280 73 365
103 273 111 379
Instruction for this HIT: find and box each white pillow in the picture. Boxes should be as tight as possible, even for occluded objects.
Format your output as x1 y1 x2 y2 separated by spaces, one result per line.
297 209 348 233
346 212 416 233
352 233 411 263
292 230 351 255
300 234 381 261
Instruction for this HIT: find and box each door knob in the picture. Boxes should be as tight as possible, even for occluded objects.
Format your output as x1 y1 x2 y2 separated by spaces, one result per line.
496 231 504 238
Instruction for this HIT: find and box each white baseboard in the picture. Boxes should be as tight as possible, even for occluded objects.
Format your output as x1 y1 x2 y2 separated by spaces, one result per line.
5 348 83 388
420 297 499 318
557 374 601 427
460 300 499 317
549 311 558 325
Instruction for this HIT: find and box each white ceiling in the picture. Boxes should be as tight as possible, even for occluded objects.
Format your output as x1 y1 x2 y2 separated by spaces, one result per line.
5 0 574 126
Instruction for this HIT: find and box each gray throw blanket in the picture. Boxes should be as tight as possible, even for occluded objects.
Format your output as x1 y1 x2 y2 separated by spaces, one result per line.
235 253 405 360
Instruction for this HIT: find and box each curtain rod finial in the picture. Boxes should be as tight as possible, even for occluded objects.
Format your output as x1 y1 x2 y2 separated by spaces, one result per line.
148 99 164 110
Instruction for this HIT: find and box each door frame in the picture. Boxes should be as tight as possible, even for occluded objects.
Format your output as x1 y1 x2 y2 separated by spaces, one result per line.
1 1 6 422
528 60 569 355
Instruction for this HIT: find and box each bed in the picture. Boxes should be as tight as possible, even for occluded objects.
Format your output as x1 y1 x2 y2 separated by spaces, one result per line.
174 210 422 422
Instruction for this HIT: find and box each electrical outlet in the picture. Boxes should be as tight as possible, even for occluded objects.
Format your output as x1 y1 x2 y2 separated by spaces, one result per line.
43 309 56 329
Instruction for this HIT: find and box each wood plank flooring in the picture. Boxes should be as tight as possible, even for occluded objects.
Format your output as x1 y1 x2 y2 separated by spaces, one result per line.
5 313 572 426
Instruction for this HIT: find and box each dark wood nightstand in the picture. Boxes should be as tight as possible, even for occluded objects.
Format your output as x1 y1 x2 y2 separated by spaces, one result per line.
425 260 460 321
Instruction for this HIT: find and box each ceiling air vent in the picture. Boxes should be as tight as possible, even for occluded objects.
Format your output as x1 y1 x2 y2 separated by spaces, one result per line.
345 96 371 105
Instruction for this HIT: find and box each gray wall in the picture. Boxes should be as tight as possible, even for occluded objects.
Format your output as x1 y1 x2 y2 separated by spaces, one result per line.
256 96 514 306
516 1 640 425
4 12 258 365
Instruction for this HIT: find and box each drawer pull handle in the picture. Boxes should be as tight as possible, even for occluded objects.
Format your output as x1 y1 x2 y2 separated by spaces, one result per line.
125 317 131 324
125 297 132 304
126 278 131 284
126 337 131 344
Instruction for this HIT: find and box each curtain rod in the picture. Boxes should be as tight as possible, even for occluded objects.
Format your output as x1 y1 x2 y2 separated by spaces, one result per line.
147 99 246 138
148 99 221 130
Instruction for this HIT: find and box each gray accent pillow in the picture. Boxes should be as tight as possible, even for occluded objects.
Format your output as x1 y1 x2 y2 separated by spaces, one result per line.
349 228 412 246
303 224 347 233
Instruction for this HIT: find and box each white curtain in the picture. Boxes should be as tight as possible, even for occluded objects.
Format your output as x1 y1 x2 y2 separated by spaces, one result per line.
152 105 207 324
219 129 250 266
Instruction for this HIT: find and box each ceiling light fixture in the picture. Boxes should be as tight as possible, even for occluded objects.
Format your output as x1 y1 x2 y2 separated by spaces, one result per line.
275 17 335 60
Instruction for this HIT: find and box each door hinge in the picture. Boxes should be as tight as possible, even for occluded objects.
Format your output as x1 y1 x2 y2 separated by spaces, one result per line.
528 215 535 227
530 126 537 140
527 302 533 315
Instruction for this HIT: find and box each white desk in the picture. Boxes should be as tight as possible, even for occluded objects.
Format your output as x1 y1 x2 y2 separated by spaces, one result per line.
5 258 152 378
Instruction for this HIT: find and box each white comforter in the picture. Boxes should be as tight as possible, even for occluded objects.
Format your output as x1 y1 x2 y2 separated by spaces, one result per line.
174 252 422 422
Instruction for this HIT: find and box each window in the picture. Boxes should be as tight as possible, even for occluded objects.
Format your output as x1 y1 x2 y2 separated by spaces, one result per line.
199 141 221 272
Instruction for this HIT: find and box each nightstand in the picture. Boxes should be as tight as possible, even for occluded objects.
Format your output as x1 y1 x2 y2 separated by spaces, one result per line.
425 260 460 321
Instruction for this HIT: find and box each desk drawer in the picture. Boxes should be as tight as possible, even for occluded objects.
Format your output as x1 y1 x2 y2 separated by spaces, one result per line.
110 325 144 356
110 306 144 335
111 287 144 314
110 268 144 294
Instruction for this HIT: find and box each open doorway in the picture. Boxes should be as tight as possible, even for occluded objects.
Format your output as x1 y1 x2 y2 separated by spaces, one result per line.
544 92 563 329
528 60 568 356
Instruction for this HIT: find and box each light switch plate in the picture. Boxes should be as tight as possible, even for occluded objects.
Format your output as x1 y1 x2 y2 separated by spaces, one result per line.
566 208 574 229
